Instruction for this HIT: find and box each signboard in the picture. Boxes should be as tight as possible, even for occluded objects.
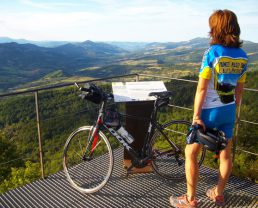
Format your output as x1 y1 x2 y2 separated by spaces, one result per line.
112 81 167 102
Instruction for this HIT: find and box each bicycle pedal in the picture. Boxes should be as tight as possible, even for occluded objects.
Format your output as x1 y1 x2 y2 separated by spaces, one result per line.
127 165 134 172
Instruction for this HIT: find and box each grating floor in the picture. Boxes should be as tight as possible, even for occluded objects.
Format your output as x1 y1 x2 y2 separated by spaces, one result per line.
0 148 257 208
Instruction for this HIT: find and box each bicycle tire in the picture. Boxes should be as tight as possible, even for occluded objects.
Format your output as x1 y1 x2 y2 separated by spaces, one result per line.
150 120 206 180
63 126 113 193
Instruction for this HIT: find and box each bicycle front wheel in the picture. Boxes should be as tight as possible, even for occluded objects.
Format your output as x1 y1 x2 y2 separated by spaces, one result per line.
63 126 113 193
150 120 206 180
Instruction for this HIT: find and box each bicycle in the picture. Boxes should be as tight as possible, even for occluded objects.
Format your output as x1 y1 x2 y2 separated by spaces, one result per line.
63 82 206 193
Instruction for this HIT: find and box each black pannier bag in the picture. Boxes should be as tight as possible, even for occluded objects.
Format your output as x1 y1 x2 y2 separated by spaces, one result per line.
186 124 228 154
80 83 104 104
197 127 228 153
156 97 170 108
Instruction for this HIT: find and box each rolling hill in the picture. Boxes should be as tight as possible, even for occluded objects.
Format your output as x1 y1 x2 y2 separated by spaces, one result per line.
0 41 126 91
0 37 257 92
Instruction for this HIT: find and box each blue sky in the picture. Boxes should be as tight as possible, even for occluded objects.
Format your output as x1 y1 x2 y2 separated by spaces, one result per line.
0 0 258 42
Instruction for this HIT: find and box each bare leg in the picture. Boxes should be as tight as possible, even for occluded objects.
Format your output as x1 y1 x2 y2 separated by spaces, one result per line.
185 143 202 201
216 140 233 195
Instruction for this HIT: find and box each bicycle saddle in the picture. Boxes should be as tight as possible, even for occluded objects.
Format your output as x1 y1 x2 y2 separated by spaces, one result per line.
149 91 172 99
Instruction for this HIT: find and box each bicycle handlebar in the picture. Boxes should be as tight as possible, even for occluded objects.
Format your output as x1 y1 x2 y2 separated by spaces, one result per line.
75 82 92 93
75 82 170 103
75 82 113 102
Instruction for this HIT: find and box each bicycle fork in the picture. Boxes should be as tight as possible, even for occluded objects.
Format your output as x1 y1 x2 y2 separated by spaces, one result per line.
81 126 99 161
82 108 106 161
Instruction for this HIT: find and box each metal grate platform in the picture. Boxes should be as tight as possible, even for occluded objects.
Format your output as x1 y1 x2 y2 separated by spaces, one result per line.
0 148 257 208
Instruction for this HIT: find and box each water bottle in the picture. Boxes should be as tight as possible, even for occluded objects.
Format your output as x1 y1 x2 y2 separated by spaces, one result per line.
116 126 134 144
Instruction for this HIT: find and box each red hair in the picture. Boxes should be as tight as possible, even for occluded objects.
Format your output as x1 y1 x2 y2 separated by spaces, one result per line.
209 10 242 47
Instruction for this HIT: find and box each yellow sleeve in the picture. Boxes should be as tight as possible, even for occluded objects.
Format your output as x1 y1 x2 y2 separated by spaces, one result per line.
199 67 212 80
238 73 247 83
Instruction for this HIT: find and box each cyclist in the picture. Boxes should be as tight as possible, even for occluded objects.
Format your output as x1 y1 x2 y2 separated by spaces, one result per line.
170 9 248 207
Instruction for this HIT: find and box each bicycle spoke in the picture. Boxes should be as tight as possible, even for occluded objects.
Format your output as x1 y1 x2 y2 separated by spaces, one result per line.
63 126 113 193
74 150 83 159
77 136 84 156
90 139 103 153
150 120 205 180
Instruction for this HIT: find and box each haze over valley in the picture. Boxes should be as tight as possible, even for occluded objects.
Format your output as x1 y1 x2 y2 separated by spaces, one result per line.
0 37 257 92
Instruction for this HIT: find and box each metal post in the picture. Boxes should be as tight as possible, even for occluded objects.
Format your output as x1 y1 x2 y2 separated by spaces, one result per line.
232 99 242 164
35 91 45 179
135 74 140 82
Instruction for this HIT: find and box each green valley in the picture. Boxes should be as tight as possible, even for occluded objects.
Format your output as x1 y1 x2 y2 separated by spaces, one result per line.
0 38 257 193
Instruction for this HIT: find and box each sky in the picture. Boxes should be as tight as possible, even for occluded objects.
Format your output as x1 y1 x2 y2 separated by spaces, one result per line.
0 0 258 43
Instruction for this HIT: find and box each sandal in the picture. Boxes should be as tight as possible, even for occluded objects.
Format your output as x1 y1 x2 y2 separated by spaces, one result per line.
206 187 225 206
169 195 198 208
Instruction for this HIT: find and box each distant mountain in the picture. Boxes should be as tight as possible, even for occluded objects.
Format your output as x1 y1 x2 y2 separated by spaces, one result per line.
77 40 126 55
106 38 209 51
242 41 258 62
0 37 149 51
136 38 258 63
0 41 126 90
0 37 17 43
106 42 150 51
0 37 257 92
144 38 209 50
51 41 126 58
0 37 71 48
142 38 258 51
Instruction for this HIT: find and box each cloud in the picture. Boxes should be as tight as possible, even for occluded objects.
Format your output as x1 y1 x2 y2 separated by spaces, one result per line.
19 0 89 10
19 0 52 9
0 10 105 40
0 1 209 41
1 0 257 42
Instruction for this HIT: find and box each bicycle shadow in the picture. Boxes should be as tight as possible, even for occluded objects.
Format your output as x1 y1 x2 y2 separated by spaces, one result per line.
95 173 183 197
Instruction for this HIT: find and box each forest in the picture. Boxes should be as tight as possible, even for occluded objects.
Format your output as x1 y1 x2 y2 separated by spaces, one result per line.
0 70 257 194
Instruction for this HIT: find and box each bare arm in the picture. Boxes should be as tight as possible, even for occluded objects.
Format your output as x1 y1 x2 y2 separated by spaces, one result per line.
235 82 244 106
193 77 209 129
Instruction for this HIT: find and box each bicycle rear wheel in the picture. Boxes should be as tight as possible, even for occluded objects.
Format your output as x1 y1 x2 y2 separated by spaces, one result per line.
63 126 113 193
150 120 206 180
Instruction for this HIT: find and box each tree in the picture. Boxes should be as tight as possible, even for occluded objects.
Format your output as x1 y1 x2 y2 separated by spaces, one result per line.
0 161 40 193
0 135 22 182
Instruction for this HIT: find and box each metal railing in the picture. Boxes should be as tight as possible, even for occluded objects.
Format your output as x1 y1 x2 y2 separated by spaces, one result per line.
0 73 138 179
137 73 258 163
0 73 257 180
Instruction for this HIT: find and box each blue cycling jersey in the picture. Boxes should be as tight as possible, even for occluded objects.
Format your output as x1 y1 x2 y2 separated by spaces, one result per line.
199 44 248 109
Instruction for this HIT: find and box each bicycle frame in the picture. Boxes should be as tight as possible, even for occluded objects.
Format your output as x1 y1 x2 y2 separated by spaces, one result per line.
63 84 198 194
82 97 181 166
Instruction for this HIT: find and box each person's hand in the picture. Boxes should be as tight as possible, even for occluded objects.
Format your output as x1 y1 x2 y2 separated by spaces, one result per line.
192 119 206 131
